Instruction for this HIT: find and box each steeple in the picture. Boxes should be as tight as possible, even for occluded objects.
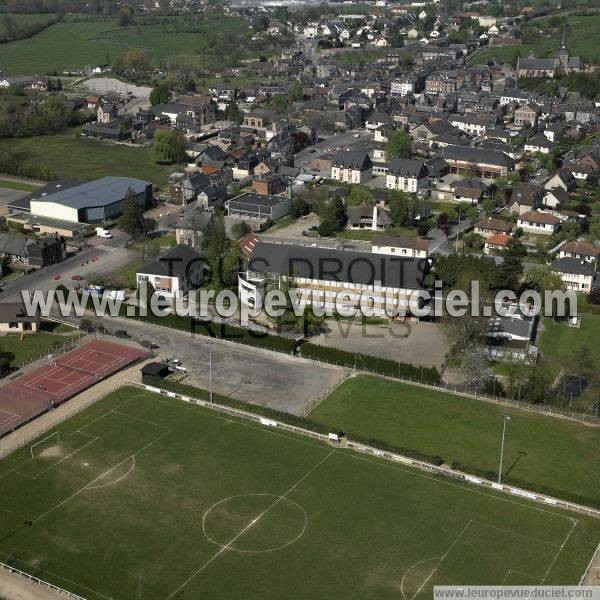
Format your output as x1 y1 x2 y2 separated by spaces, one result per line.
556 25 569 67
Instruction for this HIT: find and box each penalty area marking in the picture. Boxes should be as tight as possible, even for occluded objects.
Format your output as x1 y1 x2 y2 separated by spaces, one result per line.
202 493 308 554
85 456 136 490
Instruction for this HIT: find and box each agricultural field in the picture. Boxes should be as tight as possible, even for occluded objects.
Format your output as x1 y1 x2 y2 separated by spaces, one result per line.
310 375 600 507
0 132 173 186
0 387 598 599
0 12 56 34
0 14 248 75
472 15 600 66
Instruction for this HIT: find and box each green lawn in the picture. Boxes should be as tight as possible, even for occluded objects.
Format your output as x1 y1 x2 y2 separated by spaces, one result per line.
0 179 40 192
112 256 145 289
0 132 172 186
0 386 597 599
310 375 600 507
0 329 79 368
0 13 56 35
472 15 600 65
0 14 248 75
538 314 600 378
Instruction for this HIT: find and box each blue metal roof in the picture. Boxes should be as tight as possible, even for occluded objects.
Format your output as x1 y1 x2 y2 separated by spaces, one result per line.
30 176 150 210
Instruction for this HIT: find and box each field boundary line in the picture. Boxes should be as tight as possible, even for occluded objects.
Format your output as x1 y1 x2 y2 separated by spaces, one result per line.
541 519 578 583
166 449 335 599
579 542 600 585
471 519 561 548
501 569 543 584
128 381 600 521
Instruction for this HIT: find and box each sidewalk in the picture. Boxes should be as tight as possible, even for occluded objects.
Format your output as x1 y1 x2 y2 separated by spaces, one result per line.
0 358 152 456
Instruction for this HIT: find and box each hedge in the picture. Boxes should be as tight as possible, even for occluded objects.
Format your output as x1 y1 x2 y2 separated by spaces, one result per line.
450 462 600 510
299 342 440 384
141 376 444 466
119 306 297 354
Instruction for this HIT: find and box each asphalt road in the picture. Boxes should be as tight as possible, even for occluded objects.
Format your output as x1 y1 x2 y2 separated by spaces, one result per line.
0 233 132 301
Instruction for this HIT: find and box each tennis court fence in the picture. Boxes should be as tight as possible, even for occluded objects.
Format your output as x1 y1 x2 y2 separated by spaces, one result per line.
0 561 86 599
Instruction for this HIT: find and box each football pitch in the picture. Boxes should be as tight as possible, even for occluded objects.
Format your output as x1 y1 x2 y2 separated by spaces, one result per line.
0 387 598 600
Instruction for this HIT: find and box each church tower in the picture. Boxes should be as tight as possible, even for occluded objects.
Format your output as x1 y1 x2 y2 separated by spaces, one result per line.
556 25 569 69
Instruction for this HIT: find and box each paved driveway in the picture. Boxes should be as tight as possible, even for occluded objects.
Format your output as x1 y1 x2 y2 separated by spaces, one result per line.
0 188 28 216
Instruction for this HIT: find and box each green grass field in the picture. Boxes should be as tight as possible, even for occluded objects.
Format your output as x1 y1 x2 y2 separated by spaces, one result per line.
0 329 79 368
472 15 600 65
0 387 598 599
0 179 40 192
0 132 172 186
310 375 600 506
0 13 56 34
0 15 248 75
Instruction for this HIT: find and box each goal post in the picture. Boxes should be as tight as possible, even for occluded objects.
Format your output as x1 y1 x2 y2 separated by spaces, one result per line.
30 432 60 459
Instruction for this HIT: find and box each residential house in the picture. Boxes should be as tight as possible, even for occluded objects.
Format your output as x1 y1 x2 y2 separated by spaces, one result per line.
508 184 543 215
346 205 393 231
386 158 428 193
517 211 560 235
97 103 118 124
543 187 570 209
484 233 511 255
0 232 65 267
331 150 373 184
440 146 515 178
474 217 514 238
551 257 596 292
251 173 286 196
524 134 553 155
0 301 40 334
136 244 203 300
372 235 430 258
514 104 539 128
175 208 212 251
543 168 575 192
558 241 599 266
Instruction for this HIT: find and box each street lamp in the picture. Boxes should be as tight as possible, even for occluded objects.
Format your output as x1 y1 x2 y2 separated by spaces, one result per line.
208 339 214 404
497 414 511 484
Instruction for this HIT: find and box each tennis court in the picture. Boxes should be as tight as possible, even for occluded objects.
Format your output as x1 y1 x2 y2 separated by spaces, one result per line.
0 339 148 437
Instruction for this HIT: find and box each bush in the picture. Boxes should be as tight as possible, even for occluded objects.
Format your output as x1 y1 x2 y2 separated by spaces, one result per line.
141 376 444 466
299 342 440 384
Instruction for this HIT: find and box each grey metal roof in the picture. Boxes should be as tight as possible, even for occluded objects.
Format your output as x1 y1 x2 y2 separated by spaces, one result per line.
30 177 150 210
440 145 515 168
229 193 289 209
248 241 429 289
7 179 81 213
551 257 596 276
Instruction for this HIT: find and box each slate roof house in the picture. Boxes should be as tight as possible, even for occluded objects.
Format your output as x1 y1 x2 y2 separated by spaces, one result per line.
440 146 515 178
136 244 203 300
0 232 66 267
386 159 428 193
0 300 41 333
331 150 373 184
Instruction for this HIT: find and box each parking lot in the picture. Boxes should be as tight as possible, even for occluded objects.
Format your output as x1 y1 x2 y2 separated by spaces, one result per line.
91 316 346 416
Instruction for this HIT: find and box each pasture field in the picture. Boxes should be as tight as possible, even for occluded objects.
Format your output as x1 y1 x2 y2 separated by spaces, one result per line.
0 387 598 599
472 15 600 65
0 132 172 186
0 14 248 75
310 375 600 507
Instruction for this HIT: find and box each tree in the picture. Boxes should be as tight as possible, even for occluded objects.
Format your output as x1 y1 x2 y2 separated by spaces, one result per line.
287 80 303 103
221 243 243 288
523 266 565 313
497 238 527 292
388 190 419 226
230 221 252 240
206 211 229 288
290 196 309 218
385 130 412 159
117 6 134 27
118 188 146 238
152 130 185 164
347 186 374 206
317 194 346 236
150 82 170 105
224 101 243 123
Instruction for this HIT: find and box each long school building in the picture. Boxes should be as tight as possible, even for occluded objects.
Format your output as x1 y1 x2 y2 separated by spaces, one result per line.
238 240 431 317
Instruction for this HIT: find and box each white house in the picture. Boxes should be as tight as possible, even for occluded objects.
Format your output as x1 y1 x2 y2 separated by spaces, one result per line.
136 244 203 300
517 211 560 235
558 241 599 266
551 257 596 292
386 158 428 193
391 78 415 97
331 150 373 184
372 235 430 258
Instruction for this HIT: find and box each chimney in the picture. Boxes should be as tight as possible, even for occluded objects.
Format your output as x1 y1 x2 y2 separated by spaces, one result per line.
372 204 378 231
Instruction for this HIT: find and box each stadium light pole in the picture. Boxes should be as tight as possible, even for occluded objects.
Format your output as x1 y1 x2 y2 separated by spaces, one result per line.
208 339 214 404
497 414 511 484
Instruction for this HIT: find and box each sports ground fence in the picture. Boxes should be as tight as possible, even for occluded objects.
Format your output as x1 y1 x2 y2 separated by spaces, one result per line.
133 381 600 521
0 561 86 599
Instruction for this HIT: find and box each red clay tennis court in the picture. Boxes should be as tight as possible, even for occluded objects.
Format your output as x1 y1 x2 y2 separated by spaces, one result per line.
0 338 149 437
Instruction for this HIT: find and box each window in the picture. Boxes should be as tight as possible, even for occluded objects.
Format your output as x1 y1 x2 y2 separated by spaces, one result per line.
8 322 18 329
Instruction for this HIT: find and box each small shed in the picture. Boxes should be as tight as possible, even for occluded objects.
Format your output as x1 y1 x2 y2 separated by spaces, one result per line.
141 362 170 379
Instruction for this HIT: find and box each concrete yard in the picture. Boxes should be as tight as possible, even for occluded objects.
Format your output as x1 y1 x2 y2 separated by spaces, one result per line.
90 316 346 416
312 319 449 372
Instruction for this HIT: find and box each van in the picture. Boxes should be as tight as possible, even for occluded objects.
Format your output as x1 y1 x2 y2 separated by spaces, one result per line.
95 227 113 239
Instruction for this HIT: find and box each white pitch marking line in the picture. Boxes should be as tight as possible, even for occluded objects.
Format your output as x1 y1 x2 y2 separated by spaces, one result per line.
410 520 473 600
540 519 578 583
166 449 335 599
